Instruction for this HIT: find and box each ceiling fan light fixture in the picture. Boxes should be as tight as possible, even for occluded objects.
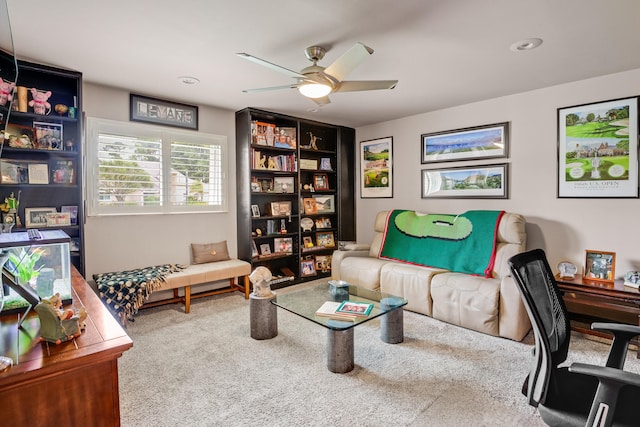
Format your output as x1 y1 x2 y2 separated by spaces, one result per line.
298 83 332 98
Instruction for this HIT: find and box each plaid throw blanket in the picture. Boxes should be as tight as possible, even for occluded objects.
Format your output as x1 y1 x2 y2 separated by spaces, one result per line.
93 264 185 325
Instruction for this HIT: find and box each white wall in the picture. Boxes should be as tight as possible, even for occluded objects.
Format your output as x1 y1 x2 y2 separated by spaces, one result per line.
82 83 237 280
355 68 640 277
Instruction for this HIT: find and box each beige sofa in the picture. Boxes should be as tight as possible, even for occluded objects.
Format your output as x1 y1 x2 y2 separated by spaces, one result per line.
332 210 531 341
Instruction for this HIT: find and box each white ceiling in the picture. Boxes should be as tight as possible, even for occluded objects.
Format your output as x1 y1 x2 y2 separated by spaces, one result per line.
6 0 640 128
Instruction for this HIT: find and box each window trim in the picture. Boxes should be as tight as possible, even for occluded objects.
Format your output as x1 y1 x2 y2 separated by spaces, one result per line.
86 117 228 216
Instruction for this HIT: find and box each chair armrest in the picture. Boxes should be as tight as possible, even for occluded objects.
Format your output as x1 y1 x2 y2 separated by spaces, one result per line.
569 362 640 426
591 322 640 369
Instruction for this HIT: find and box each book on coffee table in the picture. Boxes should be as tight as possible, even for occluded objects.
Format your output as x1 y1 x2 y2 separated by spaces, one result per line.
336 301 374 317
315 301 357 321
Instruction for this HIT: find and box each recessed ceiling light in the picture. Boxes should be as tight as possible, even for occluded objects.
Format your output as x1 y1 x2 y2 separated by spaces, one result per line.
510 38 543 52
178 76 200 85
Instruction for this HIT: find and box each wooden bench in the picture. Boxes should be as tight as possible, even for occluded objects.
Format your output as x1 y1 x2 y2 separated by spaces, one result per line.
142 259 252 313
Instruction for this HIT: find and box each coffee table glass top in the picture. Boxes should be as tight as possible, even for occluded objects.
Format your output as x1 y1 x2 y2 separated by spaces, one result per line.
272 281 407 330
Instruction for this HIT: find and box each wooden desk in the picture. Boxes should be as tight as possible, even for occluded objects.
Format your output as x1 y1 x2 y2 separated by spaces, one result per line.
0 266 133 427
556 274 640 357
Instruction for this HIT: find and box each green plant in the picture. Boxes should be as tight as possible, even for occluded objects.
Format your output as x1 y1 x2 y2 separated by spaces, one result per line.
7 247 44 285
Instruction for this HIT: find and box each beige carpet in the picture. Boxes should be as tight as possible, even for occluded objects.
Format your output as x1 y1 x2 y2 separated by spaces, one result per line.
117 283 640 426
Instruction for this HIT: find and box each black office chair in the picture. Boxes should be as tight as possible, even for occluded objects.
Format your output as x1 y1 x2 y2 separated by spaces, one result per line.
508 249 640 427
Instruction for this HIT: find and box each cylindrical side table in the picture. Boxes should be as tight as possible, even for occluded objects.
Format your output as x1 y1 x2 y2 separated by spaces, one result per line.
250 293 277 340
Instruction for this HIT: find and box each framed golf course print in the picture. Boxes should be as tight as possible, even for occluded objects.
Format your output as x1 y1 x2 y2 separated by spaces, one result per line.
558 96 639 198
360 136 393 198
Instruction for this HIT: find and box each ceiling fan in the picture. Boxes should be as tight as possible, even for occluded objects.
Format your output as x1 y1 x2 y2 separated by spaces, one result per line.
237 42 398 105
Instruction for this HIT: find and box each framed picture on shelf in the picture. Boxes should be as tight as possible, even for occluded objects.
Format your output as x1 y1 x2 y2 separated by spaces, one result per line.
558 96 638 198
270 201 291 216
303 198 317 214
51 160 75 184
320 158 332 171
61 205 78 225
33 121 63 150
46 212 71 227
274 237 293 254
312 195 334 213
25 207 57 228
584 250 616 283
251 204 260 217
259 243 271 256
314 217 332 229
315 255 331 272
421 122 509 164
302 236 314 248
70 238 80 252
360 136 393 198
422 163 508 199
274 176 295 193
250 182 261 192
27 163 49 184
0 160 28 184
316 231 335 248
251 240 259 258
4 123 36 149
300 158 318 170
313 173 330 190
256 177 274 192
300 258 317 277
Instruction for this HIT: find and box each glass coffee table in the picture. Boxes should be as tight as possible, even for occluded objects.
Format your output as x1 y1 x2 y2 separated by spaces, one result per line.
271 281 407 373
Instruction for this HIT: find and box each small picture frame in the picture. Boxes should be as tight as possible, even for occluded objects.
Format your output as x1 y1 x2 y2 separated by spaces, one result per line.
61 205 78 225
300 259 317 277
270 201 291 216
250 182 261 192
4 123 36 148
33 121 63 150
46 212 71 227
274 176 295 193
314 217 332 229
251 204 260 218
0 160 29 184
302 236 314 248
251 241 259 258
315 255 332 273
300 158 318 170
273 237 293 254
259 243 271 256
316 231 335 248
25 207 57 228
313 173 330 191
303 198 317 214
584 250 616 283
51 160 75 184
70 237 81 252
312 195 334 213
256 177 274 192
320 158 332 171
27 163 49 184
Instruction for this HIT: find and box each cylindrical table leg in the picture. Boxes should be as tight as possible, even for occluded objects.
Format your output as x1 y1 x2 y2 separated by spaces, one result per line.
250 293 277 340
327 328 354 373
381 307 404 344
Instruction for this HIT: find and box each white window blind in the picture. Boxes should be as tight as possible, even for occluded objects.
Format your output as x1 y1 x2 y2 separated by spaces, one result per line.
86 118 227 216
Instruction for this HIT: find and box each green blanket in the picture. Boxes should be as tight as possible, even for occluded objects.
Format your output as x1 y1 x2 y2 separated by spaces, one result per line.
379 210 504 277
94 264 185 325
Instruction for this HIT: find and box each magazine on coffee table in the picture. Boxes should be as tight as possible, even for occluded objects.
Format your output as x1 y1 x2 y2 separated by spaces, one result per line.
336 301 373 317
315 301 356 321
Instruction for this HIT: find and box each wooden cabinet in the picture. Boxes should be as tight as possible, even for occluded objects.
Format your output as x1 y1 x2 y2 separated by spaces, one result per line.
236 108 355 288
0 266 133 427
1 60 84 275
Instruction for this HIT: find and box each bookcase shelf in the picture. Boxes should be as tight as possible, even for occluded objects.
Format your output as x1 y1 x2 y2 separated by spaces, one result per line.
236 108 355 288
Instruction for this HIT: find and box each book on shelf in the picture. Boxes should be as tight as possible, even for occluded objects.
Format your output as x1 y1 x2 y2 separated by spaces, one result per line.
336 301 373 317
314 301 356 321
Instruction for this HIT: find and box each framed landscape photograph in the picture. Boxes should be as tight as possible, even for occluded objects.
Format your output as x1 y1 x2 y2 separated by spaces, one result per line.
274 176 295 193
360 136 393 198
422 163 508 199
584 250 616 283
421 122 509 164
557 96 638 198
312 195 334 213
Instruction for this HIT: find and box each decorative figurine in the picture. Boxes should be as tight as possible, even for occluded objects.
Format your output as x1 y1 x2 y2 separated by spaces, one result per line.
28 87 52 115
249 266 274 298
35 293 87 344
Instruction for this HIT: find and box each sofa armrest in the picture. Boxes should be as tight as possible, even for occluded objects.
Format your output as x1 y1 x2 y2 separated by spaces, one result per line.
331 249 371 280
498 274 532 341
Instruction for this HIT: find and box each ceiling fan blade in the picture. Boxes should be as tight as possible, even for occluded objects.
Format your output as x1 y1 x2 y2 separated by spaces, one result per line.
242 84 299 93
313 96 331 106
236 52 305 79
335 80 398 92
324 42 374 82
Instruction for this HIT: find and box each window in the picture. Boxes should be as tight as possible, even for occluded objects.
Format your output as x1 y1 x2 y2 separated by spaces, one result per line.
86 118 227 216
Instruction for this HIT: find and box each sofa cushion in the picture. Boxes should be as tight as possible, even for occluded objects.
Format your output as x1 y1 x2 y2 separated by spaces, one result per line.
380 263 447 316
430 272 500 336
340 257 391 291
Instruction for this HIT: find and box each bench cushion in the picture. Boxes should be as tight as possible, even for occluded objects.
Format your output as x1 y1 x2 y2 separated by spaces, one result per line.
159 259 251 291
